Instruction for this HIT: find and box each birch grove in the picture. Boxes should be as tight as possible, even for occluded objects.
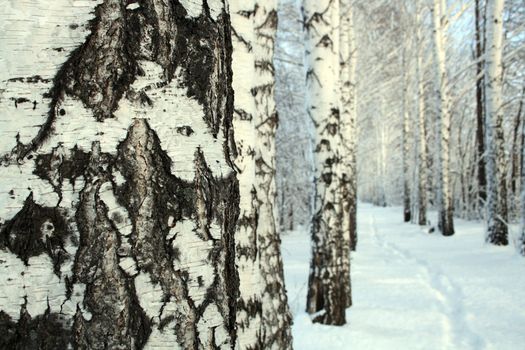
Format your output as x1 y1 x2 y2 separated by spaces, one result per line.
350 0 524 248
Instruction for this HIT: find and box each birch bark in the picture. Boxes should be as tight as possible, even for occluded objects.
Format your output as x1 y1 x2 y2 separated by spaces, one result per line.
303 0 350 326
253 1 294 348
415 4 428 226
0 1 240 348
431 0 455 236
485 0 509 245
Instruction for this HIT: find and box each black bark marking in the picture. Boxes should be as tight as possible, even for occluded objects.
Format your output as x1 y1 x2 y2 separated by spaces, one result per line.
176 125 195 136
73 174 152 349
0 309 72 350
0 193 71 275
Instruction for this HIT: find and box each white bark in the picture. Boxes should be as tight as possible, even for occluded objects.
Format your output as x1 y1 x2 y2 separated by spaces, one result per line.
231 1 292 348
431 0 455 236
339 0 355 305
252 1 293 348
304 0 349 325
0 1 240 348
230 1 262 348
485 0 509 245
415 4 427 226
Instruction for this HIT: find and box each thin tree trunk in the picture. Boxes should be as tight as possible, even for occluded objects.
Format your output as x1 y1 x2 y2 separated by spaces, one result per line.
339 0 354 307
510 88 524 215
432 0 455 236
303 0 349 326
518 100 525 256
0 1 240 348
416 4 428 226
485 0 508 246
348 10 358 252
401 51 412 223
475 0 488 209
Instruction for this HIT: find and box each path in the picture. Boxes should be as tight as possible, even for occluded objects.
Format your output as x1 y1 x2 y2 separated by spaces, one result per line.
282 203 525 350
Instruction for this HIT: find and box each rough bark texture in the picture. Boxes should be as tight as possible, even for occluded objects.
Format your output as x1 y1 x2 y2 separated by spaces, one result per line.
0 1 241 348
485 0 508 246
303 0 350 326
432 0 455 236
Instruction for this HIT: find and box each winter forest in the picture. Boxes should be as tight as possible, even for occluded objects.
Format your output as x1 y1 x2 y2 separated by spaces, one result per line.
0 0 524 349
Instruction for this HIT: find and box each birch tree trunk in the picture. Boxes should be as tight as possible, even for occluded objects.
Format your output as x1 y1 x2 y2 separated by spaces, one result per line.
348 6 358 252
485 0 509 245
416 5 428 226
252 2 294 348
401 51 412 223
230 1 263 348
339 0 354 306
0 1 241 348
304 0 350 326
231 1 292 348
432 0 455 236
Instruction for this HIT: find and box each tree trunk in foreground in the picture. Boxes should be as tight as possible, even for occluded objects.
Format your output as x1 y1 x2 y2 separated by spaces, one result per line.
0 1 240 348
485 0 508 246
431 0 455 236
303 0 350 326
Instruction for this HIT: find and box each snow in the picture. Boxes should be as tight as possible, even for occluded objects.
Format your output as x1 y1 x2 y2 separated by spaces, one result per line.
282 203 525 350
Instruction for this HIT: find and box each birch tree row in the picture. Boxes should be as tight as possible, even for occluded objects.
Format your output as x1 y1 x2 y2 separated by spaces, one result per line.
354 0 525 252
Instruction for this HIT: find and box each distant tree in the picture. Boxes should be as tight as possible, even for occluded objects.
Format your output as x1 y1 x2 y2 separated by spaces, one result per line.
485 0 508 245
518 103 525 256
340 0 356 303
431 0 455 236
475 0 488 209
415 2 428 226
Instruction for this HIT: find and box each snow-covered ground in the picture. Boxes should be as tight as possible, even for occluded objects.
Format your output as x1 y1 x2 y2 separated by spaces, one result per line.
282 203 525 350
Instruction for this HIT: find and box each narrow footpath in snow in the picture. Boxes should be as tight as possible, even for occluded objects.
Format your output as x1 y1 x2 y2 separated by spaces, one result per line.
282 203 525 350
